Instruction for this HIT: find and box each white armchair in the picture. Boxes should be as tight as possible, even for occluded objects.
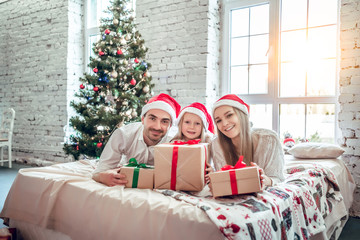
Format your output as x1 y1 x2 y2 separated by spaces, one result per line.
0 108 15 168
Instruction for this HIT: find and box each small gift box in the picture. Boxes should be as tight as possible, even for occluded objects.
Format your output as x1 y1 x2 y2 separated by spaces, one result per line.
119 158 154 189
154 139 208 191
209 156 261 197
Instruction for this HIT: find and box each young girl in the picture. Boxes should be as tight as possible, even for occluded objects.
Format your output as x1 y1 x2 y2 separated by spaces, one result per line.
171 102 215 182
171 102 214 143
211 94 285 187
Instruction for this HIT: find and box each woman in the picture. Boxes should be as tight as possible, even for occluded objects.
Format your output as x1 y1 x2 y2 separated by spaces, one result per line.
211 94 285 187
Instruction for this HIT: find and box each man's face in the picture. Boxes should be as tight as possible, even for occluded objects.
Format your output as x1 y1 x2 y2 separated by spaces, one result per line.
142 109 171 146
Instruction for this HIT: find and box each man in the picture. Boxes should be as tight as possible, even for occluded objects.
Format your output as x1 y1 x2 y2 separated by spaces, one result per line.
92 93 181 186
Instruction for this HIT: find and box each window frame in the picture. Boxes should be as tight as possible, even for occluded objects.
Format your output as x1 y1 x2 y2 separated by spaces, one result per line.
221 0 341 142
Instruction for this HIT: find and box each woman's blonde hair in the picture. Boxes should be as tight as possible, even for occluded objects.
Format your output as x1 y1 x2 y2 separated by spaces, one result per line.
216 107 253 165
171 116 210 143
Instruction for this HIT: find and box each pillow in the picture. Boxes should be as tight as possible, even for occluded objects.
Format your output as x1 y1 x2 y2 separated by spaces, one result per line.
288 142 345 159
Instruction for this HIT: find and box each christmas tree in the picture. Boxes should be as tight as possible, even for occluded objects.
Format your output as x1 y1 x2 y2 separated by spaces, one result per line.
63 0 154 160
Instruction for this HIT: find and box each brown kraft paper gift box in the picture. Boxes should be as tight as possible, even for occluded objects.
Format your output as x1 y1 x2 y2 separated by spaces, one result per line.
119 167 154 189
154 143 208 191
209 166 261 197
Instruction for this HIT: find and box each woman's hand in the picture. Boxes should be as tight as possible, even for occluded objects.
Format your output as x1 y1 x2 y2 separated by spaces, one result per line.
250 162 272 189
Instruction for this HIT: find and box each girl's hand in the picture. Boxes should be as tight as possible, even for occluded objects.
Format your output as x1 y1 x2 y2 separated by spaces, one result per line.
250 162 272 189
204 161 213 185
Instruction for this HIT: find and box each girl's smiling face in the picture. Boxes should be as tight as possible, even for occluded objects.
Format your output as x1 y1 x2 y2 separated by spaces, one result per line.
181 112 203 141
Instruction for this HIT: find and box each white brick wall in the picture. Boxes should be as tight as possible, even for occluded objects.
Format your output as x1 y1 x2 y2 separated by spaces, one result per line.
135 0 220 109
0 0 83 165
339 0 360 216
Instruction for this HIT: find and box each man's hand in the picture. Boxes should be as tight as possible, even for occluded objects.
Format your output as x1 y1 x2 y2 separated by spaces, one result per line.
93 168 128 187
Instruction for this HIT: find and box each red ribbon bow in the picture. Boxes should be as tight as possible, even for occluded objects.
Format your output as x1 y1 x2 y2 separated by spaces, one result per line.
172 139 201 145
220 156 247 195
221 155 247 171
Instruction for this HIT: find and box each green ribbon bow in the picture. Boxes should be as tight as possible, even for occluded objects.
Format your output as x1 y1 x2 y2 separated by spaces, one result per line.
125 158 153 188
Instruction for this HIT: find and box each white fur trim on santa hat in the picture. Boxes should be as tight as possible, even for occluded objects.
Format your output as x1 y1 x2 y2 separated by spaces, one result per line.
141 101 176 124
212 99 249 116
176 107 208 131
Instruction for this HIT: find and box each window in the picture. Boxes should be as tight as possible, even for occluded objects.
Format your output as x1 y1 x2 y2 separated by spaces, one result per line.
222 0 339 143
85 0 136 72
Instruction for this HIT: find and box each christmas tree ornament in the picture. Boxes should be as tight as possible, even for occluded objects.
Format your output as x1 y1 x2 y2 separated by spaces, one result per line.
142 85 149 93
93 68 98 73
99 51 105 56
105 29 110 35
130 78 136 85
110 40 113 45
111 70 118 78
96 142 103 148
93 86 99 92
144 71 151 77
123 59 128 65
131 110 138 118
102 35 106 40
113 19 119 25
141 62 148 68
125 34 131 41
134 58 139 63
120 37 126 45
99 77 103 82
80 84 85 89
122 100 128 106
117 49 123 55
126 109 132 116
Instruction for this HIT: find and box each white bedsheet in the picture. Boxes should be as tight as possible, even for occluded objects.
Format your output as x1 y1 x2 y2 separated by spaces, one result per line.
0 156 355 240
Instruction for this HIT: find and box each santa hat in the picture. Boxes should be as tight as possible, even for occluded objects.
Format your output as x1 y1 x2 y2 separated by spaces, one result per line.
283 138 295 145
141 93 181 124
212 94 250 116
177 102 215 133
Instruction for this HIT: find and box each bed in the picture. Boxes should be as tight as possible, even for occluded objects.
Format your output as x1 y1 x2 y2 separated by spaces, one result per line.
0 155 355 240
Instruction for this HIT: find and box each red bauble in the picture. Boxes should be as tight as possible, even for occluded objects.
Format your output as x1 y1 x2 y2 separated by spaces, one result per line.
76 146 79 151
96 142 103 148
80 84 85 89
117 49 123 55
104 29 110 35
99 51 105 56
93 86 99 92
130 78 136 85
134 58 139 63
93 68 98 73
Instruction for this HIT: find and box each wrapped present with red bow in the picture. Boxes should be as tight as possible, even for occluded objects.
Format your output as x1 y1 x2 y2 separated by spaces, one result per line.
119 158 154 189
154 139 208 191
209 156 261 197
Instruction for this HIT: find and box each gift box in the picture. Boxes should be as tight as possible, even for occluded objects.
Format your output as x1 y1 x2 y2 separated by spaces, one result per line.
119 158 154 189
209 159 261 197
154 140 208 191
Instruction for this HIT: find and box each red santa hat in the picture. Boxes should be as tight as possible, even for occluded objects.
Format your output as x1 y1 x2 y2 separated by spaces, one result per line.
177 102 215 133
212 94 250 116
283 138 295 144
141 93 181 124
